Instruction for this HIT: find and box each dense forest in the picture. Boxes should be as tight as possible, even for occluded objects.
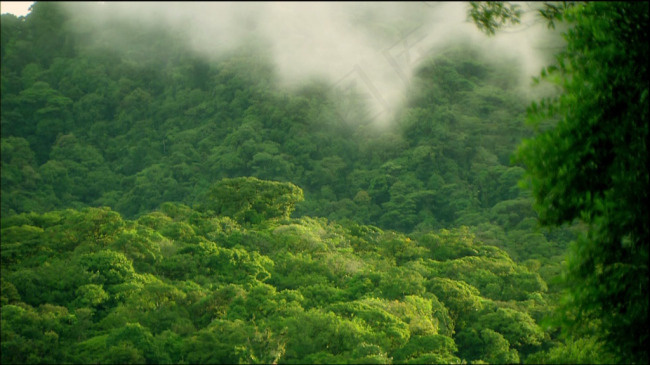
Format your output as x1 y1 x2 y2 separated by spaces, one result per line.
1 2 647 364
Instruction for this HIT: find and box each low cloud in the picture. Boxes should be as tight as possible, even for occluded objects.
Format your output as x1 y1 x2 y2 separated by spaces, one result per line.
63 2 563 126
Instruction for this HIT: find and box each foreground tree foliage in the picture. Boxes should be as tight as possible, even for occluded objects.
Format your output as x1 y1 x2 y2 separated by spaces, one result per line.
471 1 649 363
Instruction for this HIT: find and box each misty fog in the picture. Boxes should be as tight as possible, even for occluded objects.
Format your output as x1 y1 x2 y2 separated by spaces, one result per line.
63 2 563 126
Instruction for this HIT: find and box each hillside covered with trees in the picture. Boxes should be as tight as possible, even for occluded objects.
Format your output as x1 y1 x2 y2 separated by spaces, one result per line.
1 2 647 364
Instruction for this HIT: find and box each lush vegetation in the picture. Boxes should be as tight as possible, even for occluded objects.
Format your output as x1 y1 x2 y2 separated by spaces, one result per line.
0 194 552 364
1 2 646 364
471 2 649 363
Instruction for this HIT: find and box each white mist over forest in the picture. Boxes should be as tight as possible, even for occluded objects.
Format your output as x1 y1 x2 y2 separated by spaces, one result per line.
63 2 562 126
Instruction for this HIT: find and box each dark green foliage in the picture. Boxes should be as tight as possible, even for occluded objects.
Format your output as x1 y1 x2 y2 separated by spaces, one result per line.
1 2 535 237
468 1 522 35
471 1 649 363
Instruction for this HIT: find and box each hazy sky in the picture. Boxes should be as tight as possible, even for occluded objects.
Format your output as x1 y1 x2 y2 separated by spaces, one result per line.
0 1 33 16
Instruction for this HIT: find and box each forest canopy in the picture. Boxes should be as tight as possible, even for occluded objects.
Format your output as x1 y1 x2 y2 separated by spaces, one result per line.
1 1 647 364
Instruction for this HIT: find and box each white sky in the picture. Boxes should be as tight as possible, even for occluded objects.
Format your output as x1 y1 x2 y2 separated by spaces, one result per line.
0 1 34 16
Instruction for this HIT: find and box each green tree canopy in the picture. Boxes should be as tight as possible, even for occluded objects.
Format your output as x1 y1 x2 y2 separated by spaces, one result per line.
470 1 649 363
201 177 304 224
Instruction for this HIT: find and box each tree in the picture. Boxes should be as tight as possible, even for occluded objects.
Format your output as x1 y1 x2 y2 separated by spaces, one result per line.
78 250 136 286
392 334 461 364
469 2 649 363
456 327 519 364
468 1 522 36
202 177 304 225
